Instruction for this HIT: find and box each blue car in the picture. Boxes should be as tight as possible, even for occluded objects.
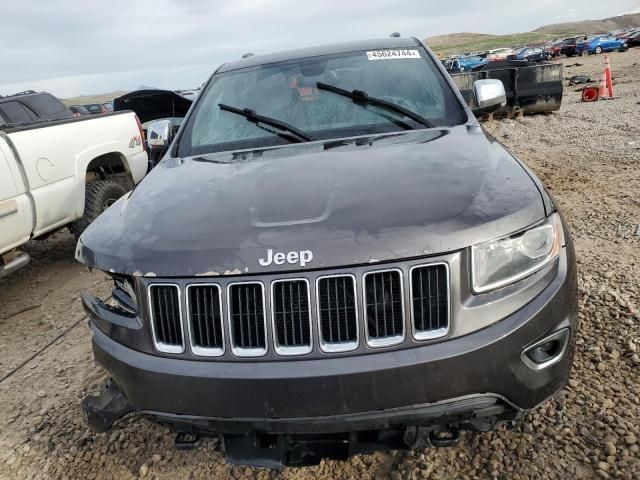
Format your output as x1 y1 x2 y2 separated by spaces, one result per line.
576 35 628 54
443 55 487 73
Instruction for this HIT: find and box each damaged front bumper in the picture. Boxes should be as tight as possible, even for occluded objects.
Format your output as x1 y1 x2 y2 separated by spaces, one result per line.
83 380 523 467
81 238 576 467
82 249 575 466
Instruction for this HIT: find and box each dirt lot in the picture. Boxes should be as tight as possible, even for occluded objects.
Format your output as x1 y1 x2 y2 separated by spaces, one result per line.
1 49 639 480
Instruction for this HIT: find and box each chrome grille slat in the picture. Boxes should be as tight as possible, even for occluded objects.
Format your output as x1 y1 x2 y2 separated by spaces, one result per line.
410 263 450 340
148 284 184 354
272 279 312 355
228 282 267 356
317 275 358 352
187 284 224 356
364 269 404 347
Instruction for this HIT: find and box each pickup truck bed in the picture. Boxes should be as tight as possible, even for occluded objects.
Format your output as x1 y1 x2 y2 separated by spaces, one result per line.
0 111 147 275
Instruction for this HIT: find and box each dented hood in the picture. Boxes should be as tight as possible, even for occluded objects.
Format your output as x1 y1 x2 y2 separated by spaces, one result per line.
77 126 546 277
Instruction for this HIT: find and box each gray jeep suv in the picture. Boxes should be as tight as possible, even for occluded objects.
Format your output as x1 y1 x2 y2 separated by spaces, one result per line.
77 37 577 467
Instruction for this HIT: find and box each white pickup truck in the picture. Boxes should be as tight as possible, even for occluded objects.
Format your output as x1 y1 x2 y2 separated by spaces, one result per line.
0 112 148 277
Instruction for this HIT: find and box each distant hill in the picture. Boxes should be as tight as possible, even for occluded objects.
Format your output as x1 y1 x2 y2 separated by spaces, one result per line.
426 12 640 56
534 13 640 35
426 32 557 56
61 91 127 106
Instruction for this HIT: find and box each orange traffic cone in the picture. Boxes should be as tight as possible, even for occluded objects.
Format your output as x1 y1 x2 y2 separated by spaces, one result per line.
599 75 607 98
603 54 614 97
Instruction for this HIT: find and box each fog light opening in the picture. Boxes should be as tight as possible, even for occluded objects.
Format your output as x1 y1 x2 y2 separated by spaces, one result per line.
522 328 569 371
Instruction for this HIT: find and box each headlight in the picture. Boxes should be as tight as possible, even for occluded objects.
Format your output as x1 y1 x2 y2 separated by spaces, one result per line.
471 213 564 293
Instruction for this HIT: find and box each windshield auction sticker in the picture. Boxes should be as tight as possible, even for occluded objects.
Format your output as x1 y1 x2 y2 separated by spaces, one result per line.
366 49 421 60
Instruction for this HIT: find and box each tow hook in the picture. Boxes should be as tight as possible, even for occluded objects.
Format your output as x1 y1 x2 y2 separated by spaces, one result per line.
174 432 201 450
428 427 460 447
82 378 134 433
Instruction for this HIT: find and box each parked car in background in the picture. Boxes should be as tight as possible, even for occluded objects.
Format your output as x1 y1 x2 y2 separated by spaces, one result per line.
576 35 628 55
83 103 109 114
0 91 73 125
624 31 640 47
486 47 514 61
559 37 580 57
103 102 114 112
113 88 196 169
545 39 564 58
69 105 90 117
618 28 639 40
0 110 148 277
443 55 487 73
508 47 551 62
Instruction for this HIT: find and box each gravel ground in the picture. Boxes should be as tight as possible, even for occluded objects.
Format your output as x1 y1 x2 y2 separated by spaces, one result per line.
0 49 639 480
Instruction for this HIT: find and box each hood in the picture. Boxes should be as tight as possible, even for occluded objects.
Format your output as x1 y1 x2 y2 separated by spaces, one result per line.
77 125 546 277
113 89 194 123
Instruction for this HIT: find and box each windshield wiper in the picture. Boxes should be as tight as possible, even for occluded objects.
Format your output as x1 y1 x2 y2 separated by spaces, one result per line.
316 82 434 129
218 104 312 142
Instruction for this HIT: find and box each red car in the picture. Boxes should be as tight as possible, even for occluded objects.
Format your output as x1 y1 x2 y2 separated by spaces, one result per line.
545 39 564 58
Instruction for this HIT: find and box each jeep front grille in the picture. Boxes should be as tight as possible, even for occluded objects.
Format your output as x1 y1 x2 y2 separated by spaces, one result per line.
187 284 224 356
147 261 450 358
148 284 184 353
316 275 358 352
228 282 267 356
271 279 312 355
363 269 404 346
410 264 450 339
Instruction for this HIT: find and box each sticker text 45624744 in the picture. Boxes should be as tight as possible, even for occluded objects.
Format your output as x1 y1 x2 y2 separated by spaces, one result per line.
366 49 421 60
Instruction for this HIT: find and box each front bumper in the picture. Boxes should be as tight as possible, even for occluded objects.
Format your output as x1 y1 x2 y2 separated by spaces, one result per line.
85 245 576 434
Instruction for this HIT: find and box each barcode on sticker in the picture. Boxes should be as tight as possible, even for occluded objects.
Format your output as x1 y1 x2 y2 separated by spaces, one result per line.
367 49 421 60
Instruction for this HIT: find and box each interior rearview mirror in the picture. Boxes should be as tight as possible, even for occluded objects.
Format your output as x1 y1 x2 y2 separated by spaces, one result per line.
472 79 506 116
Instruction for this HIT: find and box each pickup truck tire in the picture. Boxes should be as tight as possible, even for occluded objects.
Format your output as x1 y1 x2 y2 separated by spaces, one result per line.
70 180 125 238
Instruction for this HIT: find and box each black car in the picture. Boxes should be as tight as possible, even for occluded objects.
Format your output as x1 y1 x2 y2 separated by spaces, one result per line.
83 103 108 114
113 88 197 168
78 37 577 467
627 31 640 47
507 46 552 62
559 37 581 56
68 105 90 116
0 91 73 126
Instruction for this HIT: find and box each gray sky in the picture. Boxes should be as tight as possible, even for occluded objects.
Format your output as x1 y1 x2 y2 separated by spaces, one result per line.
1 0 638 98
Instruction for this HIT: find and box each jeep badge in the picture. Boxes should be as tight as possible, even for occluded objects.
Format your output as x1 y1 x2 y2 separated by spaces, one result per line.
258 249 313 267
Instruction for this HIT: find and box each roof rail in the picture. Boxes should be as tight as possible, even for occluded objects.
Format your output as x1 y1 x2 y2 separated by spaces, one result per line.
7 90 38 98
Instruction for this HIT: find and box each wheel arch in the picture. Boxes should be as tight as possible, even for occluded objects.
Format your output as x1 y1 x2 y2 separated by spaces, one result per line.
75 148 133 219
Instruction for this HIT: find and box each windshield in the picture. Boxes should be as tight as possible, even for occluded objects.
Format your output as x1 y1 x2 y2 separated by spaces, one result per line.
177 47 465 156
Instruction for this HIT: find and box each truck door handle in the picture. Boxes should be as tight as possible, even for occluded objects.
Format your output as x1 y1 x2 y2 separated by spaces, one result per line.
0 199 18 220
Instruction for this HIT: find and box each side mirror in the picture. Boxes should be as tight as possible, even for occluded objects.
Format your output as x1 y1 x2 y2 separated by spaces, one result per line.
472 79 506 115
147 119 173 154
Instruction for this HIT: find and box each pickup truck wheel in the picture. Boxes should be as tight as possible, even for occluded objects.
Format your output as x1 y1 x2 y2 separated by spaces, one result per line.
70 180 125 238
